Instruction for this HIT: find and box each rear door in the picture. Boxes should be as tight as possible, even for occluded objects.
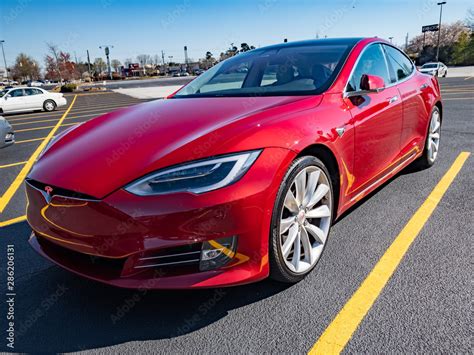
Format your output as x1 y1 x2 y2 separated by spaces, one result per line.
24 88 44 110
382 44 428 154
344 43 403 195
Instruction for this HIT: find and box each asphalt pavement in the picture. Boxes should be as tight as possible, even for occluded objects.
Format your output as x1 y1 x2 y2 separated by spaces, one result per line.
0 77 472 353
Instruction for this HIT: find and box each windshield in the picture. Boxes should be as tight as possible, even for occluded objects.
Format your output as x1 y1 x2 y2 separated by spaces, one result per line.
0 89 9 98
422 63 438 69
174 43 351 98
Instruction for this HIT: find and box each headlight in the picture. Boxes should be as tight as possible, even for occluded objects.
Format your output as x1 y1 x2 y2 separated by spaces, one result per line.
125 150 262 196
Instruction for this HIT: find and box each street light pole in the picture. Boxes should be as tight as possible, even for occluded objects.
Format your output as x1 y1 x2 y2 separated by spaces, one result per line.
99 45 114 80
436 1 447 62
0 40 9 83
388 37 394 43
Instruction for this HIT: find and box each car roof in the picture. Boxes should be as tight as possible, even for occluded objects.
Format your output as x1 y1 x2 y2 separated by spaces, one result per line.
253 37 366 52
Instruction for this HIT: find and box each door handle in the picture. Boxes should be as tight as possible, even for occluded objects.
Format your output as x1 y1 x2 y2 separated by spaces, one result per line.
387 95 398 104
420 83 428 90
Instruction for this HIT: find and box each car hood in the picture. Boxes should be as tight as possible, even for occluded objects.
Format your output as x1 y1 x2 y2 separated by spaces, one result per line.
28 96 312 198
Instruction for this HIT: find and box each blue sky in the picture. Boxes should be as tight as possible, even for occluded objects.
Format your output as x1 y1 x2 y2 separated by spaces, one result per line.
0 0 472 68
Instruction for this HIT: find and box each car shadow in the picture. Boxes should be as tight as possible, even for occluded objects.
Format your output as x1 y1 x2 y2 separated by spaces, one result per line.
0 223 289 352
334 160 424 224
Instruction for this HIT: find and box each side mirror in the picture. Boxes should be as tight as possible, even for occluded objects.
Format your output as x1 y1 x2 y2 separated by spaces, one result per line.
344 74 386 98
360 74 385 92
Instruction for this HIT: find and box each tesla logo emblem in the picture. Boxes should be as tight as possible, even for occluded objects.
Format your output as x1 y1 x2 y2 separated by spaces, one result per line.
45 186 53 195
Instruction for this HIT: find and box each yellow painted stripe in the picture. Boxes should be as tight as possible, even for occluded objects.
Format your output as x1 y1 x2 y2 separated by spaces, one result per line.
0 95 77 213
15 122 77 133
309 151 470 355
0 161 27 169
7 102 138 122
0 215 26 228
15 137 46 144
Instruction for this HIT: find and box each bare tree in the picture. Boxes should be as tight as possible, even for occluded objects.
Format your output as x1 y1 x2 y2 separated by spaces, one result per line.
46 42 63 83
111 59 122 72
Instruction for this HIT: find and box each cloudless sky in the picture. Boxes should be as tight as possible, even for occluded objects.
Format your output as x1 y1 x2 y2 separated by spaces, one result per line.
0 0 472 69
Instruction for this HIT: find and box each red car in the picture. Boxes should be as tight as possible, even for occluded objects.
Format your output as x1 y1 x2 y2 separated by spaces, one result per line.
26 38 442 289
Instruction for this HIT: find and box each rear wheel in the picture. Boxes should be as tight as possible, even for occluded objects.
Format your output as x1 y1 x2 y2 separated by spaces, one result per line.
269 156 334 283
417 107 441 169
43 100 56 112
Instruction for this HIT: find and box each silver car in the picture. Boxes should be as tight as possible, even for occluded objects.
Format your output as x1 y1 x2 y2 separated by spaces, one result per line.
0 116 14 149
419 62 448 77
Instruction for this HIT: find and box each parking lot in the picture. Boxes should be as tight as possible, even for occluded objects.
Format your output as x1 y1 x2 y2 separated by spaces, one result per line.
0 77 472 353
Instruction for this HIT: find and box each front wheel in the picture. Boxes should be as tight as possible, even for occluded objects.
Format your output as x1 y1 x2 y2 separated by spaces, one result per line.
417 107 441 169
43 100 56 112
269 156 334 283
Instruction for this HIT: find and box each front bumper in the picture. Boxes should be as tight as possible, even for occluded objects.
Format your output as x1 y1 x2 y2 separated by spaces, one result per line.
26 148 295 289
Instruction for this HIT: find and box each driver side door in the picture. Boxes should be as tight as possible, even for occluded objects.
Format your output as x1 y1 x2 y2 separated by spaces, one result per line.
344 43 403 198
2 89 26 113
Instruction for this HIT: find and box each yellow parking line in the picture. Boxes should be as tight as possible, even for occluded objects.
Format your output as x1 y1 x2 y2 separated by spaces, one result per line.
0 161 27 169
309 151 470 355
7 102 139 123
15 137 46 144
15 122 77 133
0 215 26 228
0 95 77 213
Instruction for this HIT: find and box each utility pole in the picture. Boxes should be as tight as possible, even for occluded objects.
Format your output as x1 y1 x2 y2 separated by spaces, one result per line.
405 33 409 50
161 50 167 75
184 46 189 72
435 1 447 62
0 40 9 83
86 49 92 75
99 45 114 80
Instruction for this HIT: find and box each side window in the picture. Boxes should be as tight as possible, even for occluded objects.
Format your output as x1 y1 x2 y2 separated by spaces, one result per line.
33 89 44 95
383 45 414 82
199 61 250 93
10 89 24 97
24 88 37 96
347 44 391 92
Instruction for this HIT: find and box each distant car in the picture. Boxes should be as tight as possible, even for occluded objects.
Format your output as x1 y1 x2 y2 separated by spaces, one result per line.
419 62 448 77
0 87 67 114
172 72 180 77
29 80 44 87
0 116 14 149
180 71 190 77
194 69 205 75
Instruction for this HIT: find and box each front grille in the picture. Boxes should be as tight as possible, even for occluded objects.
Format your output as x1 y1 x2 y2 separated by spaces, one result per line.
26 178 98 201
36 234 126 278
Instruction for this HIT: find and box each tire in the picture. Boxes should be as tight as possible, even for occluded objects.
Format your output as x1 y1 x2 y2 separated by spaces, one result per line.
269 156 334 283
416 106 441 169
43 100 56 112
443 71 447 78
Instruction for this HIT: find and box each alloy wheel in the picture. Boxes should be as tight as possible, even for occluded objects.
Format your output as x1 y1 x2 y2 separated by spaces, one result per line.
427 110 441 164
279 166 332 273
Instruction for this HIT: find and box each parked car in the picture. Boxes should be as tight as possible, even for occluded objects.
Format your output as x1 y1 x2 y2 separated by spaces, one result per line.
29 80 44 87
0 116 14 149
419 62 448 77
179 71 190 76
0 87 67 114
25 38 442 289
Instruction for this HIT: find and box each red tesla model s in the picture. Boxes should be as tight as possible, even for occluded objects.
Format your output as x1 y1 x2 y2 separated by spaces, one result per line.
26 37 442 289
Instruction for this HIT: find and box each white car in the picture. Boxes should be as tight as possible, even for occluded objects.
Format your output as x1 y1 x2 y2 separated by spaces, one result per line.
419 62 448 77
0 87 67 114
